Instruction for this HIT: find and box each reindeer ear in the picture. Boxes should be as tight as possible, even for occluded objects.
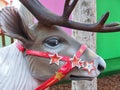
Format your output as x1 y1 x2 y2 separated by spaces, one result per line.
0 6 34 43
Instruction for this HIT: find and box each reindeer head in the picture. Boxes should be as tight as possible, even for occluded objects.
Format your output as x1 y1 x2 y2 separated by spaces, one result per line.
0 0 120 85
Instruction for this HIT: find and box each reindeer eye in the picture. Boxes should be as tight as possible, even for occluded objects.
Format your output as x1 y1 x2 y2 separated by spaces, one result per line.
44 37 62 47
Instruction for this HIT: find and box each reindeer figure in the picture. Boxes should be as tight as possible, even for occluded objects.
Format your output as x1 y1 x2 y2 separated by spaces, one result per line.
0 0 120 90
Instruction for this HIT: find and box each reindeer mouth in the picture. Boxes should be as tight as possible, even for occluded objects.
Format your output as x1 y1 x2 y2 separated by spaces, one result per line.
70 75 95 81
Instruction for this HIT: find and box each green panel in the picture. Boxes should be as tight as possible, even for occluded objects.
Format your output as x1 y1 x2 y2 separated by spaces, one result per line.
0 36 11 47
99 57 120 78
97 0 120 59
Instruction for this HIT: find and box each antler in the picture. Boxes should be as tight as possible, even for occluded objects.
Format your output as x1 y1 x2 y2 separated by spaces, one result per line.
19 0 120 32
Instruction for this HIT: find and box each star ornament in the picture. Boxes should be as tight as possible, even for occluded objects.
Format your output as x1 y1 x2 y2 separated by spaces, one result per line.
82 60 96 74
70 55 82 68
55 72 64 80
49 53 62 66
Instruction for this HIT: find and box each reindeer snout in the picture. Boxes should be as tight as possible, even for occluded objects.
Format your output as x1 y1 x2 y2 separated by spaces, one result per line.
96 57 106 72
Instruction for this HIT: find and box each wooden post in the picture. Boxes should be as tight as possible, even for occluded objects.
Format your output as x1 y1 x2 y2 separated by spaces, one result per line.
72 0 97 90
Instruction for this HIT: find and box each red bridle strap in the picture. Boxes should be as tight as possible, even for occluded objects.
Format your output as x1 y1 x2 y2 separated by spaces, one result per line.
26 50 70 62
35 62 72 90
26 44 87 63
16 43 87 90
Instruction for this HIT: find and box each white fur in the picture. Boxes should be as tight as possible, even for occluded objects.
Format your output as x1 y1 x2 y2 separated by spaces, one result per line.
0 42 39 90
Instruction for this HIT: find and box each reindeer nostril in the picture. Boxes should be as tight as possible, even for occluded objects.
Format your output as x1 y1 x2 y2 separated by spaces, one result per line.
97 64 105 72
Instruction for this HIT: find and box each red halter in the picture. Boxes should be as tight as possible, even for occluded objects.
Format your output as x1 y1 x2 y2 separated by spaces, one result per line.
16 42 96 90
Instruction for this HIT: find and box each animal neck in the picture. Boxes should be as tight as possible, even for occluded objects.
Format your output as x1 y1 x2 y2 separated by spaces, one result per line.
0 42 40 90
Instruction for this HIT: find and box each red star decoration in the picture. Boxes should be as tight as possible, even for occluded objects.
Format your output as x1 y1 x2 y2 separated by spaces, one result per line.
49 53 62 66
82 60 96 74
70 55 81 68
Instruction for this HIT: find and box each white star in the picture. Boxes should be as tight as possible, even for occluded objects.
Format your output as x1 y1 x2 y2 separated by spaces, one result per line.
82 61 96 74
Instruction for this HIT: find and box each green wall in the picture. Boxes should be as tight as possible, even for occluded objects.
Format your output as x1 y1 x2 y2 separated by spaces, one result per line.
97 0 120 59
97 0 120 77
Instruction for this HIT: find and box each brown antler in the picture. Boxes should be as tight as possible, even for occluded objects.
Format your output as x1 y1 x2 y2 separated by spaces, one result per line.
19 0 120 32
62 0 78 20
